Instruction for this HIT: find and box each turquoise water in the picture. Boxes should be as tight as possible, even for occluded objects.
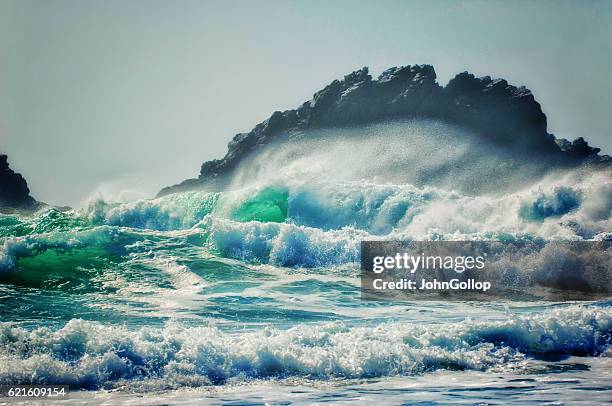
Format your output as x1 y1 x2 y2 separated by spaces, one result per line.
0 173 610 402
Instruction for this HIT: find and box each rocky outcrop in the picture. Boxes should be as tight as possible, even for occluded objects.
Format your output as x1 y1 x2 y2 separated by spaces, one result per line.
0 154 38 209
555 137 609 161
159 65 610 197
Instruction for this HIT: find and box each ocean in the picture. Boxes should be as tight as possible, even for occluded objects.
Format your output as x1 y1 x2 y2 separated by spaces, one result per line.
1 122 611 404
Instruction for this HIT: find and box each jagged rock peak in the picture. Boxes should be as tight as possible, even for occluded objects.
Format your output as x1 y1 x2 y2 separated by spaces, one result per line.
158 64 609 197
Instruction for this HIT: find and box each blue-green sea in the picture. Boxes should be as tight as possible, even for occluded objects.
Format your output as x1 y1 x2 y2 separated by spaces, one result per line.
1 161 611 404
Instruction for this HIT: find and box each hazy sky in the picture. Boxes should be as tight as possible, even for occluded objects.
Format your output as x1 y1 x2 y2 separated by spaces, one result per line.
1 0 611 206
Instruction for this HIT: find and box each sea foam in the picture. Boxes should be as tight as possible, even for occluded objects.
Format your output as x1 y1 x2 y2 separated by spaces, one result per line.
0 305 609 389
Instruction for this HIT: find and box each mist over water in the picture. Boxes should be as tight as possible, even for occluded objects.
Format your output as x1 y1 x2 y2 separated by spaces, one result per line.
226 120 559 196
0 120 610 400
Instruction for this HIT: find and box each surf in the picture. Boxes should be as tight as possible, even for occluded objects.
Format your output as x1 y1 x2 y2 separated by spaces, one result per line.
0 305 609 389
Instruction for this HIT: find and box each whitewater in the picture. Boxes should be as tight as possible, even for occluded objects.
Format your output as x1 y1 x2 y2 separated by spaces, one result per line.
0 120 610 404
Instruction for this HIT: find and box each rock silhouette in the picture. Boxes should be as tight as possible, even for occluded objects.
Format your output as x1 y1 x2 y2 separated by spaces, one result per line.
0 154 37 209
152 65 608 196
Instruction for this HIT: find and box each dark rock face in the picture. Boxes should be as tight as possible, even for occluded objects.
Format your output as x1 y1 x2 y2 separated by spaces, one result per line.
555 137 607 161
158 65 610 197
0 154 37 209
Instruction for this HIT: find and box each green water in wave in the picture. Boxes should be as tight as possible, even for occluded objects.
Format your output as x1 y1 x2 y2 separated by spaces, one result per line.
0 209 89 237
231 187 288 223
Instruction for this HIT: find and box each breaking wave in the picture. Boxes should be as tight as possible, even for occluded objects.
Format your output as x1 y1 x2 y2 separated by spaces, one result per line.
0 167 609 274
0 305 610 389
1 120 610 394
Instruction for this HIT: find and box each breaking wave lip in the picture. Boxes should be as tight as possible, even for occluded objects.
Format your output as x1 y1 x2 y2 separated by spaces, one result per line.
85 168 610 236
201 216 364 268
0 305 609 389
85 190 220 231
